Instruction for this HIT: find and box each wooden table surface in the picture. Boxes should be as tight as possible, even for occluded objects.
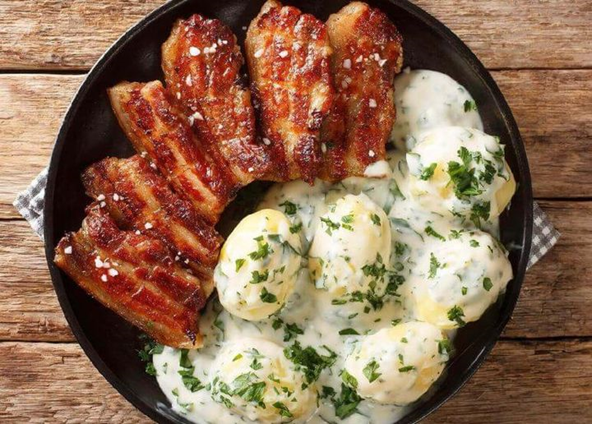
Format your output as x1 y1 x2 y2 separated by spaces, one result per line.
1 0 591 422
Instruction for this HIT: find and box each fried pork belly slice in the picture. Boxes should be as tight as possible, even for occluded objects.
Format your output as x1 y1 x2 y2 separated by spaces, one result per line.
320 1 403 180
82 155 221 293
162 15 270 184
245 0 333 183
54 205 207 348
108 80 235 223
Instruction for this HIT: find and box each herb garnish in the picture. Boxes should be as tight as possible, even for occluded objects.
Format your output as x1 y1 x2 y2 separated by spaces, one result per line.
447 305 466 327
284 342 337 385
279 200 298 215
429 253 441 279
363 360 382 383
425 226 446 241
420 162 437 180
259 287 277 303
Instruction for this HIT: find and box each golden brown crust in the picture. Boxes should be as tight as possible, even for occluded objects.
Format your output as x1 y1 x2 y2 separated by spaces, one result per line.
82 155 221 293
320 1 403 180
54 206 206 348
245 0 334 183
108 80 236 223
162 15 270 184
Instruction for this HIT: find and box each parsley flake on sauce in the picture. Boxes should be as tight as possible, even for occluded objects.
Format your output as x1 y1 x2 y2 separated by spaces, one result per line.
483 277 494 291
362 360 382 383
279 200 298 215
447 305 466 327
420 162 437 180
259 287 277 304
464 99 478 112
429 253 441 279
425 226 446 241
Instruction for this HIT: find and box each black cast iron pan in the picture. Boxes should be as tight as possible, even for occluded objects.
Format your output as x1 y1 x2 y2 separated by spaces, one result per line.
44 0 533 422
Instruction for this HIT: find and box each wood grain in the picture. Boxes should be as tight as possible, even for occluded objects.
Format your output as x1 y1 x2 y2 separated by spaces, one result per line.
0 70 590 219
0 74 84 219
0 0 591 71
494 70 592 198
0 339 590 423
0 201 589 342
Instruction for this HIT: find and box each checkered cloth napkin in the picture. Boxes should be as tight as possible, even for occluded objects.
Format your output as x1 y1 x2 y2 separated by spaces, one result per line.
14 168 560 270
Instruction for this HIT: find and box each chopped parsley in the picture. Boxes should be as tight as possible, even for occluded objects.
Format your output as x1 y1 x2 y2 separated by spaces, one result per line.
231 372 266 406
235 258 246 272
371 213 382 226
249 270 269 284
259 287 277 303
470 239 480 247
447 305 466 327
321 386 336 399
248 237 272 260
464 99 478 112
273 401 293 418
145 362 157 376
284 342 337 385
341 214 355 225
340 369 359 388
483 277 493 291
333 383 361 419
272 318 283 330
283 322 304 342
395 242 408 257
279 200 298 215
429 253 441 279
449 229 464 240
179 349 192 368
420 162 438 180
461 286 468 295
438 339 453 355
362 360 382 383
178 368 204 392
398 365 416 373
289 222 302 234
320 216 340 235
470 201 491 227
425 226 446 241
338 328 360 336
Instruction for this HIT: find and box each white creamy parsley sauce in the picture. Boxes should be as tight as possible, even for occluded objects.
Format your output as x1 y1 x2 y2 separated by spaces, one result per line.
153 69 512 424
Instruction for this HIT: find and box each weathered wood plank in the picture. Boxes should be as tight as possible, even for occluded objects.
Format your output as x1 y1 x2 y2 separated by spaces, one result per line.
0 74 84 219
502 200 592 338
0 0 590 70
414 0 592 70
0 201 589 342
0 70 590 219
426 339 592 423
0 342 147 422
493 70 592 199
0 220 73 342
0 0 163 71
0 340 590 422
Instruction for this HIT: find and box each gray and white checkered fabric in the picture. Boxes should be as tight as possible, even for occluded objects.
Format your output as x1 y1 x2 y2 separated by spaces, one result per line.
528 202 560 269
13 167 48 238
14 168 559 269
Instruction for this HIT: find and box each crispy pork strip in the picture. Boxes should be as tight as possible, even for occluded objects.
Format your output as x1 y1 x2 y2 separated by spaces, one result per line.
320 2 403 180
245 0 333 183
82 155 221 294
108 80 235 223
54 205 206 348
162 14 270 184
